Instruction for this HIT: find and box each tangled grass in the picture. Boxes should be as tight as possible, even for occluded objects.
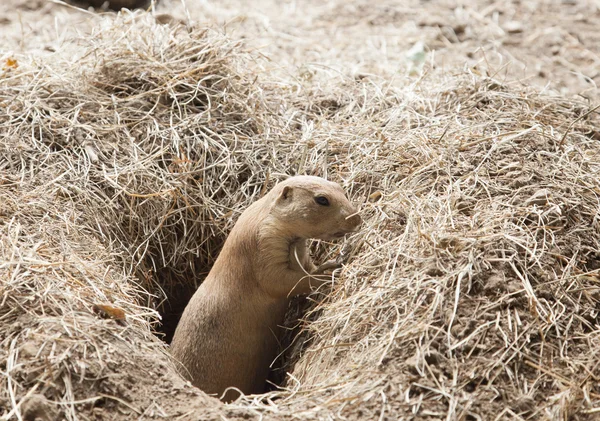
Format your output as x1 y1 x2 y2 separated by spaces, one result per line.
1 9 600 421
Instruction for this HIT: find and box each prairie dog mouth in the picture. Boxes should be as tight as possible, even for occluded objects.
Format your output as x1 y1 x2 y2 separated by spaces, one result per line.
331 231 347 238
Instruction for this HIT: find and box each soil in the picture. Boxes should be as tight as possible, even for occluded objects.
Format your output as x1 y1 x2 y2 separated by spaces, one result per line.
2 0 599 102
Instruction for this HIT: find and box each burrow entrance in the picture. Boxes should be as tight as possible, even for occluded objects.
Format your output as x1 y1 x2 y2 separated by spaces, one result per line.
149 250 310 393
154 267 205 345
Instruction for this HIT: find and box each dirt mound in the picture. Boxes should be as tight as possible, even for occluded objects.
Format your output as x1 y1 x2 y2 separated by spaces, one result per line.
0 14 270 420
1 7 600 421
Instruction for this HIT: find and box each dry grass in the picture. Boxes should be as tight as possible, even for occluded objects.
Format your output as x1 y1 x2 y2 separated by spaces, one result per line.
1 4 600 421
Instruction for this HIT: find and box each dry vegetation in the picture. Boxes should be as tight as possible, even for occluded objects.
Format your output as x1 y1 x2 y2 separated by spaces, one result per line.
1 0 600 420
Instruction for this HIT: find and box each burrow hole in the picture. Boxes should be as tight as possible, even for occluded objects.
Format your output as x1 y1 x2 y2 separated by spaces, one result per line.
150 249 312 393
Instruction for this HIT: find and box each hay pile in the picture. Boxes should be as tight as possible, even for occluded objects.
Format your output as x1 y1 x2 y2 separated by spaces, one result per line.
0 13 275 420
1 9 600 421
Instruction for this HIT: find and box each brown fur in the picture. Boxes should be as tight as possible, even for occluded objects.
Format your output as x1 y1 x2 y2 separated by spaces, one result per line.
170 176 361 401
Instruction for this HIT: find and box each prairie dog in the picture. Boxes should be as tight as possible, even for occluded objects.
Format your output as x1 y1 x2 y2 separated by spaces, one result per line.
170 176 361 401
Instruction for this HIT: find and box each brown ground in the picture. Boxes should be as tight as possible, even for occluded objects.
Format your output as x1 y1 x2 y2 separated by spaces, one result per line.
3 0 599 100
2 0 600 420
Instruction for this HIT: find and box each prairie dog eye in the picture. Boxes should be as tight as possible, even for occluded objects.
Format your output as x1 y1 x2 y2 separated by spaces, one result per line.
314 196 330 206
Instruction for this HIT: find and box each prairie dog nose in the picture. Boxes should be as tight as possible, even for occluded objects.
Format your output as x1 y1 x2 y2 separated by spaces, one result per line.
345 210 362 230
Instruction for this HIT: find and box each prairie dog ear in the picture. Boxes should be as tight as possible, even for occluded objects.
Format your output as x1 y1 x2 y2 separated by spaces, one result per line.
277 186 293 203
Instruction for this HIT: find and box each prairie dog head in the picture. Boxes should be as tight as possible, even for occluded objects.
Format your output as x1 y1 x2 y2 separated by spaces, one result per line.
269 176 361 240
